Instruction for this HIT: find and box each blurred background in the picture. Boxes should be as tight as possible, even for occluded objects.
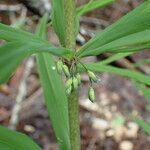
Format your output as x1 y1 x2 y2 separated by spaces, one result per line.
0 0 150 149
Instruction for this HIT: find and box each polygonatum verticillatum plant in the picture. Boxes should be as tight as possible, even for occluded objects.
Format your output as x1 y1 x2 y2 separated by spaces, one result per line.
0 0 150 150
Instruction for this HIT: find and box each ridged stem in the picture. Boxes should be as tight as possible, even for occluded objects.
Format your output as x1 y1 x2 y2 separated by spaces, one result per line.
63 0 81 150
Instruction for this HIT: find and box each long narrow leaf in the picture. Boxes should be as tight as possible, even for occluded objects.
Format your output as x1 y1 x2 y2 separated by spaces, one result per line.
82 63 150 85
0 126 41 150
77 0 150 57
51 0 66 45
36 15 70 150
80 30 150 56
0 23 35 42
0 40 71 84
0 42 31 84
77 0 115 16
0 23 73 57
100 52 133 65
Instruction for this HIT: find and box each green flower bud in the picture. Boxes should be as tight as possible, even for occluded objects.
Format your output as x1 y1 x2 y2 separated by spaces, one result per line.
72 77 78 89
63 65 70 78
65 78 73 89
76 73 81 85
88 87 95 102
88 71 97 81
88 71 100 83
56 60 63 74
66 86 72 95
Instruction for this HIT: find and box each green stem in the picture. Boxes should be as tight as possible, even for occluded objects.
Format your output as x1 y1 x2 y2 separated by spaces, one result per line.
63 0 81 150
68 90 80 150
64 0 76 49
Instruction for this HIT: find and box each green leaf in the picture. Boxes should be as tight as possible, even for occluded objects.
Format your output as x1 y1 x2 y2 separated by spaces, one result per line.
51 0 66 45
77 0 115 16
0 20 73 84
80 30 150 56
36 15 70 150
0 40 71 84
100 52 133 65
81 63 150 85
0 23 73 57
0 42 30 84
77 0 150 57
0 23 35 42
0 125 41 150
132 117 150 135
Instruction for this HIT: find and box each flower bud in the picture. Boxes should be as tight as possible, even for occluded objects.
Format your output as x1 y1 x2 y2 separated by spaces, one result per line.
65 78 73 89
72 77 78 89
76 73 81 85
88 71 100 83
56 60 63 74
88 87 95 102
63 65 70 78
66 86 72 95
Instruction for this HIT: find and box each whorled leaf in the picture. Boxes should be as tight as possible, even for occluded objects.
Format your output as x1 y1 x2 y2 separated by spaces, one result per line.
0 23 73 57
36 14 70 150
79 63 150 86
0 40 71 84
77 0 115 16
99 52 133 65
51 0 66 45
77 0 150 57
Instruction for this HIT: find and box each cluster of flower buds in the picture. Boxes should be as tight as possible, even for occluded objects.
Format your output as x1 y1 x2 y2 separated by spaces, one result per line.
56 60 81 95
56 60 101 102
65 73 81 95
56 60 70 77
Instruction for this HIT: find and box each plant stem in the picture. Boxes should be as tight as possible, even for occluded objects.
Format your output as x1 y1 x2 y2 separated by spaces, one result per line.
68 90 80 150
64 0 76 49
63 0 81 149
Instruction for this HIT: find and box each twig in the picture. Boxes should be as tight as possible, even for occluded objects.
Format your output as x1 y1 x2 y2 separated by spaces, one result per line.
80 16 109 27
9 57 34 130
11 6 27 28
0 4 22 12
